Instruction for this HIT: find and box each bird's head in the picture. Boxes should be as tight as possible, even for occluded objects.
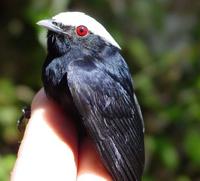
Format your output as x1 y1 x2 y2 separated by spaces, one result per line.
37 12 120 56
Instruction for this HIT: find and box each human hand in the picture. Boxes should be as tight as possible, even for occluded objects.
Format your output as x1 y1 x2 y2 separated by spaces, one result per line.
11 89 112 181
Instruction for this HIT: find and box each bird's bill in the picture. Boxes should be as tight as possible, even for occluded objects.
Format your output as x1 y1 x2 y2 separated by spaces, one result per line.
37 19 63 34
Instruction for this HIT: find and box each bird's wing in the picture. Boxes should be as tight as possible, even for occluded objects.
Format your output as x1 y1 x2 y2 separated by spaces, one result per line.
67 57 144 181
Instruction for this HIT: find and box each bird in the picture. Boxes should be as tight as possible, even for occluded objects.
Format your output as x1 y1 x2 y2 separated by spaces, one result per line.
37 11 145 181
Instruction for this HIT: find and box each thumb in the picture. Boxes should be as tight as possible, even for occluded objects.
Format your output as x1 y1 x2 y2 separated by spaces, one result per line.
11 88 78 181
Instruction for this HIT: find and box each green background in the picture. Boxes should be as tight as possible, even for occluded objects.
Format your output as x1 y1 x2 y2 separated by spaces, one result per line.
0 0 200 180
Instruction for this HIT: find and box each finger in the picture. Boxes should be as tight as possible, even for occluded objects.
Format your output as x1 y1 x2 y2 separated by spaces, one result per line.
77 137 112 181
11 88 78 181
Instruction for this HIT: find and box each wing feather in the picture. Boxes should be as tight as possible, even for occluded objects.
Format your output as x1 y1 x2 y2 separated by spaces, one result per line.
67 57 144 181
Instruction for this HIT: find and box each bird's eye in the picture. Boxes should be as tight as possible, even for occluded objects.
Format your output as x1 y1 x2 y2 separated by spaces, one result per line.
76 25 89 37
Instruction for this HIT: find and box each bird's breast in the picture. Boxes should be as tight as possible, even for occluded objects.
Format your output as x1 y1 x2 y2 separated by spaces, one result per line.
42 57 74 111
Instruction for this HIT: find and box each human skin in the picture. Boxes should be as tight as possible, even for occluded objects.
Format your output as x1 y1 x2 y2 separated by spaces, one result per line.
11 89 112 181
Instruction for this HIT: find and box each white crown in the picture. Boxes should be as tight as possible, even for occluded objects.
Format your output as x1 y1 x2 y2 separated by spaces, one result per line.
52 12 121 49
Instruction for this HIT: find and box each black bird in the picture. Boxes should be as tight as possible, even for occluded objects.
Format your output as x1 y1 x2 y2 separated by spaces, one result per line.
37 12 145 181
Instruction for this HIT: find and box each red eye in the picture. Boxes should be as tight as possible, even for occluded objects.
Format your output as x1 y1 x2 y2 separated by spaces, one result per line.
76 25 89 36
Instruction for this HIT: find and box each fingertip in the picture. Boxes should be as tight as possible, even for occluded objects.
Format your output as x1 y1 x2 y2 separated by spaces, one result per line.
77 138 112 181
31 88 47 109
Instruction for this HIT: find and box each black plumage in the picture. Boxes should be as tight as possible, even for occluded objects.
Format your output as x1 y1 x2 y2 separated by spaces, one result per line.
38 12 145 181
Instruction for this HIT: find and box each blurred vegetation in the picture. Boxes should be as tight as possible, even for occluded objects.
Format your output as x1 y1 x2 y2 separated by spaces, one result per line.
0 0 200 180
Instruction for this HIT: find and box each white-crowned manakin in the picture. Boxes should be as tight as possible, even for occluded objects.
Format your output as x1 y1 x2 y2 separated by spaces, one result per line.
37 12 145 181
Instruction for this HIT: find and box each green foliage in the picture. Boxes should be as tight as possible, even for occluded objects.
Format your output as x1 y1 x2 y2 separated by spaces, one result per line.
156 137 179 170
0 0 200 180
184 130 200 166
0 154 16 181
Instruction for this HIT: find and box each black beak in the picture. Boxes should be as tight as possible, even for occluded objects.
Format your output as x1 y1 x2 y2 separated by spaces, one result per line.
37 19 64 34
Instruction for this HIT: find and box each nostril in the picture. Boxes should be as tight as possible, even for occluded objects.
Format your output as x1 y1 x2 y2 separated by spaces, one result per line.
52 21 58 26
